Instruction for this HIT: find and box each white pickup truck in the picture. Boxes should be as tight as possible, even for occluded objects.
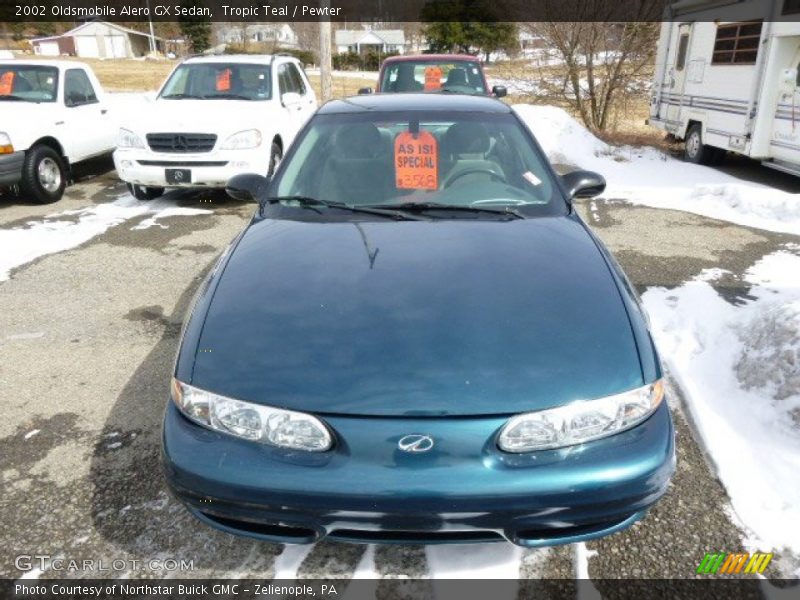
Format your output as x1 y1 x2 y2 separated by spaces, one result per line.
0 59 117 203
114 54 317 200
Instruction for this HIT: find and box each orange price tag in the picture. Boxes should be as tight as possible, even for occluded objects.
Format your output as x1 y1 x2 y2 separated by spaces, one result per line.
216 68 231 91
423 66 442 91
395 131 438 190
0 71 15 95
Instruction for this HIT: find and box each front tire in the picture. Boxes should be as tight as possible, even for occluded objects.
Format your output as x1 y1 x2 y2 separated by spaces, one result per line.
20 145 67 204
684 124 723 165
268 142 282 177
127 183 164 201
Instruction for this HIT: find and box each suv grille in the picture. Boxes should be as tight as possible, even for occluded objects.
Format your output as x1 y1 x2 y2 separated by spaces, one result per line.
146 133 217 153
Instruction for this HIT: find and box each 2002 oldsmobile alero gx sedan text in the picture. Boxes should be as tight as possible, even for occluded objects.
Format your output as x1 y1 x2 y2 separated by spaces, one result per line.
163 93 676 547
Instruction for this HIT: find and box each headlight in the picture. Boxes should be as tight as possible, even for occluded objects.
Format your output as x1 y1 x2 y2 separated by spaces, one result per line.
497 380 665 453
0 132 13 154
117 128 144 149
220 129 262 150
171 378 333 452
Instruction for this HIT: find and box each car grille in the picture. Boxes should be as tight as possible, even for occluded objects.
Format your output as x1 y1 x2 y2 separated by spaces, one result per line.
146 133 217 153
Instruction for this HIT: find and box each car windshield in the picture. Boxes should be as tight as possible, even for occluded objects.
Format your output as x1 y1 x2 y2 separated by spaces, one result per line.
270 110 563 216
380 60 486 95
159 62 271 101
0 65 58 102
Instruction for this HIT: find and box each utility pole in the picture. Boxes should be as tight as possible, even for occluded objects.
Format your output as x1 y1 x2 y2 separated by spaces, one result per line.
319 1 333 102
145 0 156 53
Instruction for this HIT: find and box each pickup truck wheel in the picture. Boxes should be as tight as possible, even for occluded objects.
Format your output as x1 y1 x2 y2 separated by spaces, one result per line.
21 145 66 204
126 183 164 201
268 142 282 177
684 124 719 165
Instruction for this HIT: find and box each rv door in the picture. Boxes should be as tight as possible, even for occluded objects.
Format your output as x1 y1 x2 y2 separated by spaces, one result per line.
666 24 692 129
770 37 800 165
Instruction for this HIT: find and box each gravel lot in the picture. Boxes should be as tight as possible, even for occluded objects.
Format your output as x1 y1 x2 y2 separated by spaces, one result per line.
1 165 798 586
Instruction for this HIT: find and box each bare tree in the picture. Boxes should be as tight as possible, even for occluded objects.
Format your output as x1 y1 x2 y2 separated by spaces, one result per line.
525 22 659 131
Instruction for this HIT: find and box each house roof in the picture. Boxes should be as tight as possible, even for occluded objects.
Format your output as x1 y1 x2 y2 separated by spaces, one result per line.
335 29 405 46
32 20 162 43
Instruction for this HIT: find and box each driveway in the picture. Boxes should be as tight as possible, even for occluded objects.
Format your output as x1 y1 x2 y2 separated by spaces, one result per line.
1 171 797 585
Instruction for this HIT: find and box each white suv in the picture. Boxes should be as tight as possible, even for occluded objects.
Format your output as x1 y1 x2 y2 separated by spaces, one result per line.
114 54 316 200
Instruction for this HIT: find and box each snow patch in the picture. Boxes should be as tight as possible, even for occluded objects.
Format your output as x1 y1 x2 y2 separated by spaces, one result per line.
642 250 800 553
425 542 523 579
514 104 800 235
0 195 212 281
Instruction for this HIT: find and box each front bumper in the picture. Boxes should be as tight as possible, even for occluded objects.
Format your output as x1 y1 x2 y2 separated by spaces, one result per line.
0 151 24 186
162 401 675 547
113 147 268 188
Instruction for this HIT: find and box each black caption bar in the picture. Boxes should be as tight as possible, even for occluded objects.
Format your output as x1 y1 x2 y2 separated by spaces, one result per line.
3 579 799 600
0 0 795 23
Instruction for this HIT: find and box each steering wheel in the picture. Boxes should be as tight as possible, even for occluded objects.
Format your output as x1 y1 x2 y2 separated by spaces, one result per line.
471 198 527 206
443 167 506 188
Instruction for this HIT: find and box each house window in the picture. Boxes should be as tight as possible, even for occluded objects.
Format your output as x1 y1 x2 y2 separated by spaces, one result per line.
712 21 762 65
783 0 800 15
676 33 689 71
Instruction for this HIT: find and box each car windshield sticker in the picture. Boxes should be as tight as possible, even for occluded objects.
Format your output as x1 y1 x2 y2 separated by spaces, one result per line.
216 69 231 92
523 171 542 186
424 66 442 91
0 71 14 95
395 130 438 190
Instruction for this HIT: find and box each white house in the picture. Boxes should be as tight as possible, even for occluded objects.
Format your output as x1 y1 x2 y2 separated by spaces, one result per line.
335 29 406 55
32 21 163 58
217 23 298 48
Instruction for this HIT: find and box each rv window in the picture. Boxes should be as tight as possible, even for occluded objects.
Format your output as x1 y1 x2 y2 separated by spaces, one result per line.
676 34 689 71
712 21 762 65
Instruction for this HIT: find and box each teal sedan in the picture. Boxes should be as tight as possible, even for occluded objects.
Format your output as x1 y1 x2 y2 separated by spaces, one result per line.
162 93 675 547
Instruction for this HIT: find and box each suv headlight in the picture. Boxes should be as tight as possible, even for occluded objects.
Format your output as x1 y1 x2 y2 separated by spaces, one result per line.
220 129 262 150
171 378 333 452
117 128 145 149
0 132 13 154
497 380 665 453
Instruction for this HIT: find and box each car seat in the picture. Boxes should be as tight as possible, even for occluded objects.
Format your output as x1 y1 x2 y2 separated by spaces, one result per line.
441 122 504 187
320 123 393 204
444 68 468 88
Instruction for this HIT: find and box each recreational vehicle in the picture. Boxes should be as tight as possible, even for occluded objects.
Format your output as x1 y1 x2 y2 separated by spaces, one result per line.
650 0 800 176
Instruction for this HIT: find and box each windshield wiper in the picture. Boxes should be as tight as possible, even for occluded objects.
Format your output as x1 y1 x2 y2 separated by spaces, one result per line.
201 93 255 100
362 201 525 220
265 196 428 221
160 93 204 99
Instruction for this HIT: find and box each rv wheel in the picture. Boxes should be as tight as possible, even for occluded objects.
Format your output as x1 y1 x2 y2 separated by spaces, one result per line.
684 124 721 165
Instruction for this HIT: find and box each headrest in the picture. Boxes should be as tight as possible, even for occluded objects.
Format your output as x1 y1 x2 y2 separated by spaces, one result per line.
444 122 490 155
337 123 382 159
445 68 468 87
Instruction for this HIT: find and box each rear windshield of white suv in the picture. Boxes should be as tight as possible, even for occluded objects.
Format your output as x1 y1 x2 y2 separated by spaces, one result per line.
160 63 272 101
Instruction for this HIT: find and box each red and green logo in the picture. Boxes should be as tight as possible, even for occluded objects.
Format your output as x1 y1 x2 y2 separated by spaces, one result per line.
696 552 773 575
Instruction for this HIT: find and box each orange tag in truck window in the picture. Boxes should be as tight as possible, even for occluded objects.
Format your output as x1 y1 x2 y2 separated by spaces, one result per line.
0 71 14 95
423 66 442 91
216 69 231 91
395 131 438 190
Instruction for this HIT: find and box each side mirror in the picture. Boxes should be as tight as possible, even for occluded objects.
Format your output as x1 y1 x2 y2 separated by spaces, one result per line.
561 170 606 199
281 91 302 106
492 85 507 98
226 173 268 203
358 87 373 95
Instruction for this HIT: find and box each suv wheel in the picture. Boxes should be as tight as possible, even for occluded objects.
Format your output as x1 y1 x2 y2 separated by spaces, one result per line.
127 183 164 201
21 145 67 204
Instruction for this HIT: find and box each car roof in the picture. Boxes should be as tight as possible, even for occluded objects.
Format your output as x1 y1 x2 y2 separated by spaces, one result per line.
183 54 292 65
318 93 511 114
2 59 90 70
382 54 482 64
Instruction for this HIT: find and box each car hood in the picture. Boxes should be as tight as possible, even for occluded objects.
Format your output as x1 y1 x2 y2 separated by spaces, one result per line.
191 215 644 417
130 98 278 133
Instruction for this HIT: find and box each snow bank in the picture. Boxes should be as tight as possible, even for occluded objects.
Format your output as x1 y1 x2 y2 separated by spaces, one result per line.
0 195 211 281
642 253 800 557
514 104 800 235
